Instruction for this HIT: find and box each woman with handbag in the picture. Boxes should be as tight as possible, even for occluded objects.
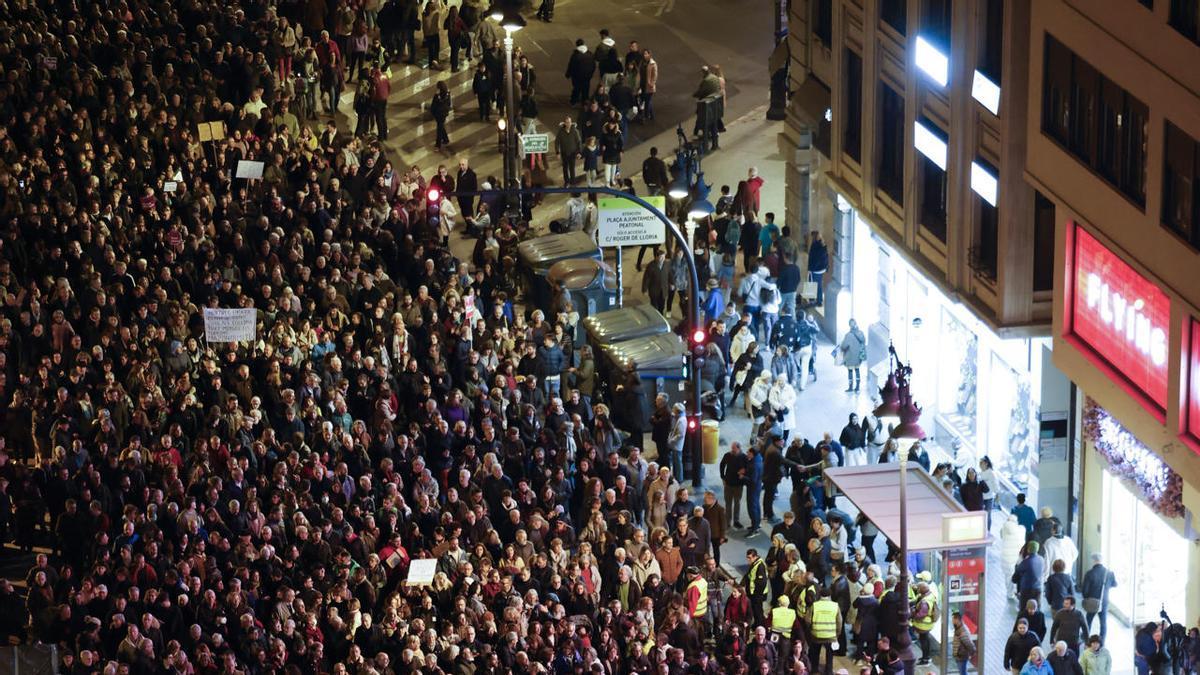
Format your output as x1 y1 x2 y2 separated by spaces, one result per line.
835 318 867 393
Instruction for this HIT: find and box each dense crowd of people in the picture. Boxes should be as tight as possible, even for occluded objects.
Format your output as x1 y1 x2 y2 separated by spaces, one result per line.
0 0 897 673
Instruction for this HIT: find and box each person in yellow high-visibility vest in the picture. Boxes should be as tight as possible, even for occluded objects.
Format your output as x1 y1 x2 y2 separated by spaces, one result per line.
808 586 842 675
912 581 938 666
770 594 798 666
684 566 711 640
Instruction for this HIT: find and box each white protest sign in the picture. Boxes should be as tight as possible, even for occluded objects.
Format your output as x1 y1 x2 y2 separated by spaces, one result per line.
406 559 438 585
235 160 265 179
597 195 667 247
202 308 257 342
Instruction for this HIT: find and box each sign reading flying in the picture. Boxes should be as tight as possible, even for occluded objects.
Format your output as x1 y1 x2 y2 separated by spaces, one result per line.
203 308 257 342
597 196 667 247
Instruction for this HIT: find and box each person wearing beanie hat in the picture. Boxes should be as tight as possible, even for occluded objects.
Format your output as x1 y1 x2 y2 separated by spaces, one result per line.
1015 540 1046 609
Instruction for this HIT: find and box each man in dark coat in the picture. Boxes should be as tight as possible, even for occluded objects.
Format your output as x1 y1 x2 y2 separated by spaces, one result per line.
564 39 596 105
641 248 670 314
456 158 478 225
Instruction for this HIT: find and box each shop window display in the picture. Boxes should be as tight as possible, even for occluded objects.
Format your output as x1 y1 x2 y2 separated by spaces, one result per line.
937 307 978 446
988 354 1038 491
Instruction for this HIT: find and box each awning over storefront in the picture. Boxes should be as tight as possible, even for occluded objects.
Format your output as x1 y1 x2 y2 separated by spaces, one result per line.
825 465 991 551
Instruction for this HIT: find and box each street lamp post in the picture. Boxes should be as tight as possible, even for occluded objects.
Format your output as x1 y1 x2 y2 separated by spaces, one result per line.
889 356 926 669
490 4 526 218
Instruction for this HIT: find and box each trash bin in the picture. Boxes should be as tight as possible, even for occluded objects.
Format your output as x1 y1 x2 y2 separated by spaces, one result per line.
701 420 720 464
582 303 671 348
518 231 602 311
599 332 687 432
548 258 618 341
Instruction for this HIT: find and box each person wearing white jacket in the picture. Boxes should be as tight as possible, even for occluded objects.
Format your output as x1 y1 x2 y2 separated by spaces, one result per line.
769 374 797 440
748 371 772 435
1000 513 1026 572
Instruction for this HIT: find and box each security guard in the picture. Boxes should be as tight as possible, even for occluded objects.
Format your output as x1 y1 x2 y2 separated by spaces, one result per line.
770 594 798 666
912 581 938 666
685 566 710 639
743 548 770 626
808 587 843 675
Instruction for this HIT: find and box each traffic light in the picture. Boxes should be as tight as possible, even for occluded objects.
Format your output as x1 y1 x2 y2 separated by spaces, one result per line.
689 327 707 370
687 414 700 431
427 187 442 242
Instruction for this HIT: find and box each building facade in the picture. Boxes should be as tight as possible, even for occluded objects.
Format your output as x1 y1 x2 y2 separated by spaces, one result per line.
783 0 1200 643
781 0 1065 505
1026 0 1200 626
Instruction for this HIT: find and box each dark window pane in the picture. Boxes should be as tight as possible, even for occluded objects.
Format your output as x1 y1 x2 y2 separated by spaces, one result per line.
1033 191 1055 292
844 49 863 162
1122 95 1148 205
1042 35 1072 145
1162 121 1196 244
816 0 833 45
881 0 907 35
980 0 1005 83
1170 0 1199 43
922 0 953 50
921 155 948 243
878 85 905 206
975 200 999 280
1069 56 1098 162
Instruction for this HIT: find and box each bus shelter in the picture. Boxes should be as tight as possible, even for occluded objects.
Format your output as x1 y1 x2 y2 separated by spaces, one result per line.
826 464 991 673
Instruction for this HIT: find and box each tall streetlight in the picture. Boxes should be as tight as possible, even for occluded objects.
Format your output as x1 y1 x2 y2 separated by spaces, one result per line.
889 354 926 669
489 3 526 217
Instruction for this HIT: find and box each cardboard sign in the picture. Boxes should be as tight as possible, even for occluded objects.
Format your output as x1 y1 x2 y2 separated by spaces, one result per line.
405 559 437 586
597 196 667 247
197 121 227 142
235 160 265 179
202 308 257 342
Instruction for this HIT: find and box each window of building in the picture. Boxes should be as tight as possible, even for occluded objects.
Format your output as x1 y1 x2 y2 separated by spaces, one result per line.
919 120 949 243
922 0 953 51
979 0 1004 84
1033 191 1055 292
881 0 907 35
815 0 833 46
1068 56 1098 163
1163 121 1199 247
975 197 999 281
878 84 906 206
844 49 863 162
1040 34 1148 207
1170 0 1199 43
1042 35 1072 145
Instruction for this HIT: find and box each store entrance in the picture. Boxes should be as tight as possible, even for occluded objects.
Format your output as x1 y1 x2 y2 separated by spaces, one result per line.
1101 470 1191 625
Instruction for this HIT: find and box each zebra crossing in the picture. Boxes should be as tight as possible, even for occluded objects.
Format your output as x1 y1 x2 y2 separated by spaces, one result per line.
340 62 515 182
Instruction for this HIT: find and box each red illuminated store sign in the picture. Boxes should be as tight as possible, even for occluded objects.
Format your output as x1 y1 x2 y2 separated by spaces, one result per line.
1068 225 1170 412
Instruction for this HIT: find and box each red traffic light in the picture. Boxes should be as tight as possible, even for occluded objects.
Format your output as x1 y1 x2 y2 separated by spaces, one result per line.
427 187 441 202
690 329 706 344
687 416 699 430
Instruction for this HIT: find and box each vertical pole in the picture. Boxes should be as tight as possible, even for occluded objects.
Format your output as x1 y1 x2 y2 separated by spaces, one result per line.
615 246 624 307
503 31 519 218
897 449 915 667
941 549 950 674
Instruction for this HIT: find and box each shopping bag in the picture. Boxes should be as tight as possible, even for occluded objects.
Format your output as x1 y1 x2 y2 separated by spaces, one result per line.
800 280 819 300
